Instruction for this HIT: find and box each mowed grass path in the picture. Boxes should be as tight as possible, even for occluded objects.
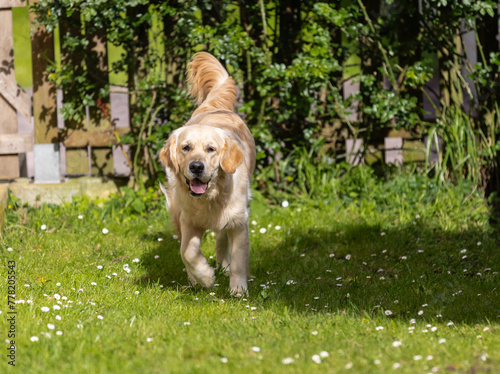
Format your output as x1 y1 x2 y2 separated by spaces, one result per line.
1 175 499 373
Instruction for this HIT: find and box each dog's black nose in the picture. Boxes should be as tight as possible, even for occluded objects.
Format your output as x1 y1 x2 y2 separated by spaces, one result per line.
189 161 205 175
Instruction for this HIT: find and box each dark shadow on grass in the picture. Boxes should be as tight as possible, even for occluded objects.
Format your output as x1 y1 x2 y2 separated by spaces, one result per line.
137 221 500 324
137 230 188 288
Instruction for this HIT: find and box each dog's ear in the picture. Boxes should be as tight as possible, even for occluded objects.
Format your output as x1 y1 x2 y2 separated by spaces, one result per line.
160 131 179 173
220 135 244 174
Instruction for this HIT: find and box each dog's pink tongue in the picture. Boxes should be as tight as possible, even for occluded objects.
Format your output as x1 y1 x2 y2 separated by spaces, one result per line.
190 179 208 194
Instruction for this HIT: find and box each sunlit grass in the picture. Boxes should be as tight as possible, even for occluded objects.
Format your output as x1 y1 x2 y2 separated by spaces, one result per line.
1 173 499 373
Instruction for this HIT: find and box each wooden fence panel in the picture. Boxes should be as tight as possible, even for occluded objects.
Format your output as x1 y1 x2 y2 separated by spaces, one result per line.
30 0 60 183
461 20 478 115
0 2 31 180
27 3 131 181
0 7 19 179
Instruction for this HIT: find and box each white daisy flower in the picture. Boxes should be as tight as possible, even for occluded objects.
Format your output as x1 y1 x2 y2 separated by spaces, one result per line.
282 357 294 364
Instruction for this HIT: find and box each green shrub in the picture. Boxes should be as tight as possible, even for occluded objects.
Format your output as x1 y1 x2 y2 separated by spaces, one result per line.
30 0 500 193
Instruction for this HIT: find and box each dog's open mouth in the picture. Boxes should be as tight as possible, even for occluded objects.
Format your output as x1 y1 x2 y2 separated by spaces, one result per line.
186 178 209 196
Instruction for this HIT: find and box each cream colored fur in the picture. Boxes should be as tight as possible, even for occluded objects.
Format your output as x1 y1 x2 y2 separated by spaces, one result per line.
159 52 256 295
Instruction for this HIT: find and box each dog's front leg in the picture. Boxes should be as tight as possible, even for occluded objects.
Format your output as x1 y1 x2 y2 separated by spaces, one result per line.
227 225 249 295
180 220 214 288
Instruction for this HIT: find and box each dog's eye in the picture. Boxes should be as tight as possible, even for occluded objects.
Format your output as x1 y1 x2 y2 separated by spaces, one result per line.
206 146 216 153
182 145 191 152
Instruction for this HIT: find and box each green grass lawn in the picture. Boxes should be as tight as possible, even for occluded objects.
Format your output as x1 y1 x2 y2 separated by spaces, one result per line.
1 172 499 373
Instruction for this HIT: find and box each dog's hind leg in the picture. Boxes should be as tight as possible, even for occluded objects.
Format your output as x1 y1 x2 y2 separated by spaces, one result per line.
215 230 230 274
227 225 249 296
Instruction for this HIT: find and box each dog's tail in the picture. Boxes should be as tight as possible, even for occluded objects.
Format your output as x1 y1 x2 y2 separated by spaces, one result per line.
187 52 237 113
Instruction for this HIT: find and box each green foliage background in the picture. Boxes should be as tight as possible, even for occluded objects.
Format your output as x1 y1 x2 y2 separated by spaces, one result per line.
26 0 500 199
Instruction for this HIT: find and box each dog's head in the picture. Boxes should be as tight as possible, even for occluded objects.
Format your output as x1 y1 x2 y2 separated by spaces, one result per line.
160 124 244 197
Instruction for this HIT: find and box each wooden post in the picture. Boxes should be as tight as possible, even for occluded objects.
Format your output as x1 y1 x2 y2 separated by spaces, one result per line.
30 0 61 183
461 19 478 115
0 0 30 180
86 26 113 176
346 138 364 165
384 137 403 165
343 78 360 123
86 27 110 127
30 0 57 144
59 9 89 176
423 71 440 121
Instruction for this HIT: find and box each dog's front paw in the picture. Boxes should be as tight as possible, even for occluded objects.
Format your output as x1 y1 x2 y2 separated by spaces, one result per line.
185 268 198 286
230 278 248 297
189 263 215 288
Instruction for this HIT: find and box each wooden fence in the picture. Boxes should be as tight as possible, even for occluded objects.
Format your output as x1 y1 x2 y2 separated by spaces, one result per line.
0 0 31 180
0 2 499 182
1 0 130 183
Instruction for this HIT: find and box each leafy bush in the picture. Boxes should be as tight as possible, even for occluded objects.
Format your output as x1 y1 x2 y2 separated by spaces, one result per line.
30 0 500 194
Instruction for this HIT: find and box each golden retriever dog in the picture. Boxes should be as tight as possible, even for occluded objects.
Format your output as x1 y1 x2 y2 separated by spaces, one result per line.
159 52 256 295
